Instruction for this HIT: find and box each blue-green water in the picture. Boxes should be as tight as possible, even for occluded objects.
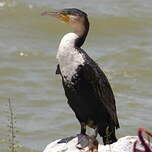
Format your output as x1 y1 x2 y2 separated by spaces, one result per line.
0 0 152 151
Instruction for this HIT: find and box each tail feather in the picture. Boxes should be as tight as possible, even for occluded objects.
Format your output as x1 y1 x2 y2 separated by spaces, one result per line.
98 126 117 145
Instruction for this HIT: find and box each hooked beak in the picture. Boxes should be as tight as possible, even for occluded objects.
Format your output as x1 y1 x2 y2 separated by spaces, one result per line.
41 11 70 23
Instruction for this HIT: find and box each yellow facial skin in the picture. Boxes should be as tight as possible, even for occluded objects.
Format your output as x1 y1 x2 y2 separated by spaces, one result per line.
60 14 70 22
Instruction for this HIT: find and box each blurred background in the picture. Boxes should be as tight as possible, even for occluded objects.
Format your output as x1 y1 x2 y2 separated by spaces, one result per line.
0 0 152 151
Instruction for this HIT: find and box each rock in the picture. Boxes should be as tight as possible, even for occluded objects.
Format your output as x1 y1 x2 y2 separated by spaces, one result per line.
43 134 150 152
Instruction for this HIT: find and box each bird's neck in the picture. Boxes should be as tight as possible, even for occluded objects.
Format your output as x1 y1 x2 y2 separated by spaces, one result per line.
57 16 89 51
56 33 79 60
56 33 85 81
74 18 89 48
75 31 88 48
58 32 79 51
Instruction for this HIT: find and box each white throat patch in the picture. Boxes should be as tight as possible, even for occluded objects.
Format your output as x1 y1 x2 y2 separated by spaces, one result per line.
56 33 85 82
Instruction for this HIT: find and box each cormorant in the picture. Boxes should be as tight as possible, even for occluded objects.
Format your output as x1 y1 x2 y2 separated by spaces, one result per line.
42 8 119 145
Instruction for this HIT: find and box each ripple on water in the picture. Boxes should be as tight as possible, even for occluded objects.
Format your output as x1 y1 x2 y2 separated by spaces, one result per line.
0 1 152 152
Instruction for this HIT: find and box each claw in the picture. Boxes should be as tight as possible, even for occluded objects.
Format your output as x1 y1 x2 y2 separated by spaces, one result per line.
76 134 99 152
76 134 89 149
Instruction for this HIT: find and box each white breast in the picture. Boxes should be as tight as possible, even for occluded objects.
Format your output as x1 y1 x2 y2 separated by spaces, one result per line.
56 33 85 82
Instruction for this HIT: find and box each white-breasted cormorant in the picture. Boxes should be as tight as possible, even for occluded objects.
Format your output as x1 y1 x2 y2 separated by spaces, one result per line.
42 8 120 145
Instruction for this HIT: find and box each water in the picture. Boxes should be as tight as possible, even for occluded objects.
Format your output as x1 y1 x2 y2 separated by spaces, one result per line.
0 0 152 151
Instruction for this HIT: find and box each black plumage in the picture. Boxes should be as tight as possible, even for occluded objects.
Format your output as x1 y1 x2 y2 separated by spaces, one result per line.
43 8 119 145
56 48 119 144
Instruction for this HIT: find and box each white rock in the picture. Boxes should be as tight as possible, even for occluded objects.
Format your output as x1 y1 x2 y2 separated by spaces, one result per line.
43 135 149 152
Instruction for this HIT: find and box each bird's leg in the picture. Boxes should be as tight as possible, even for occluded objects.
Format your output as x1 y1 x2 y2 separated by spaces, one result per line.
76 122 87 149
77 125 99 151
86 127 98 152
80 122 86 135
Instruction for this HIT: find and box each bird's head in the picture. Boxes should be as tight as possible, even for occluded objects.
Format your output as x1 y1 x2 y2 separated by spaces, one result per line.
42 8 89 37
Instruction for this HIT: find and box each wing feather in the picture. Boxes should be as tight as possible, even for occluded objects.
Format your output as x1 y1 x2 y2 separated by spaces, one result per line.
81 56 119 128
